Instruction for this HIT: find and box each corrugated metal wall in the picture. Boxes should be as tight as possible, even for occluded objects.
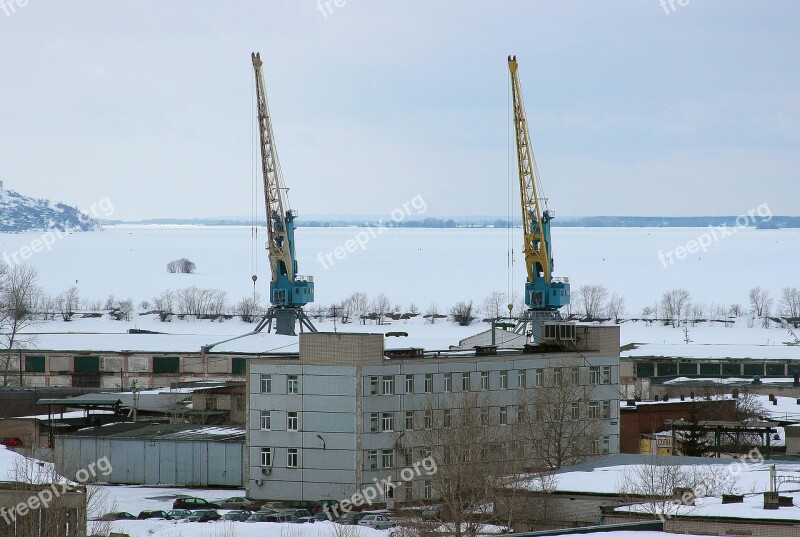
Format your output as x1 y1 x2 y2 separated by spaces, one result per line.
58 437 244 487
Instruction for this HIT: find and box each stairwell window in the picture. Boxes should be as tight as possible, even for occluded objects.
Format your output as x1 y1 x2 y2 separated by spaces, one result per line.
462 372 471 391
602 401 611 420
381 412 394 432
370 413 379 433
405 411 414 431
260 374 272 393
405 374 414 394
602 365 612 384
424 410 433 429
588 402 599 420
382 376 394 395
261 448 272 467
287 375 299 394
499 371 508 389
534 369 543 387
443 373 452 392
369 376 379 395
424 374 433 393
499 406 508 425
518 369 527 388
589 368 600 385
287 412 299 431
480 371 489 390
287 448 298 468
260 411 271 430
367 450 378 470
382 449 394 469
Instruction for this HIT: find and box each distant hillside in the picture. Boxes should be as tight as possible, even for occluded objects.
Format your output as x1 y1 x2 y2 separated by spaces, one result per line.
0 188 101 232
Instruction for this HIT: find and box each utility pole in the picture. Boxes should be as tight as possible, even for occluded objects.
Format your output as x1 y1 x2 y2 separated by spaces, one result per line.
131 380 139 421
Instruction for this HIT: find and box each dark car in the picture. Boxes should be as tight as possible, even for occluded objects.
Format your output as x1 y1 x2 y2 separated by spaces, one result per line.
99 512 136 521
313 512 334 522
186 510 221 522
246 511 277 523
137 510 172 520
285 508 311 519
167 509 193 520
221 510 252 522
421 504 445 520
292 516 317 524
290 500 322 514
0 437 22 447
172 497 221 510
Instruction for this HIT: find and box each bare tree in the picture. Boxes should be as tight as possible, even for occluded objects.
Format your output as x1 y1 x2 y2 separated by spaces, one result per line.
749 286 772 317
781 287 800 325
370 293 391 325
606 294 625 322
0 264 41 387
54 286 80 321
576 284 608 319
482 291 507 320
660 288 691 327
513 367 602 470
408 391 518 537
425 302 443 324
450 300 477 326
153 289 175 322
167 258 196 274
729 303 744 317
235 294 262 323
641 306 656 326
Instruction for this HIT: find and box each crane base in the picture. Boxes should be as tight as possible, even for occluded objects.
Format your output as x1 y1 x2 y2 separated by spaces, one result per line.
254 307 318 337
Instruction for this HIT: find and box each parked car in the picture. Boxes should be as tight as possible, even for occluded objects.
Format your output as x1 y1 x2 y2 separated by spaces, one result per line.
0 437 22 447
166 509 193 520
172 497 221 510
265 513 296 523
285 508 311 519
259 501 288 511
186 510 221 522
290 500 322 514
246 511 277 523
99 512 136 521
221 510 252 522
313 511 334 522
219 496 258 510
292 516 317 524
358 514 396 530
137 510 172 520
421 504 445 520
336 511 369 525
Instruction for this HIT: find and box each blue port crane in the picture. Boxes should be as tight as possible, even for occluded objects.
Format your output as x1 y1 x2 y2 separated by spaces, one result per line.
251 52 316 336
508 56 570 332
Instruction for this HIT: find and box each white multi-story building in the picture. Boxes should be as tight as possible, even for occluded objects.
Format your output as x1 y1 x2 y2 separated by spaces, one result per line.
246 325 620 502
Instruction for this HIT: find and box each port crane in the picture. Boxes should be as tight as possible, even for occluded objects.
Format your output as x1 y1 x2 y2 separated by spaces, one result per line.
251 52 316 336
508 56 570 335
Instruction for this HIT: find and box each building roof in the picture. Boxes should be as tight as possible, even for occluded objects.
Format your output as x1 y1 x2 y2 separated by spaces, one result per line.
70 422 244 442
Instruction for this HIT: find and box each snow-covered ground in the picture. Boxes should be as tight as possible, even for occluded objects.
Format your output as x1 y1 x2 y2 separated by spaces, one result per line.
2 225 798 313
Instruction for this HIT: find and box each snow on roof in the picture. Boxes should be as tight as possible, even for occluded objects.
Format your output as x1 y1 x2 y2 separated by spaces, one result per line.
614 491 800 522
15 409 114 421
0 446 68 485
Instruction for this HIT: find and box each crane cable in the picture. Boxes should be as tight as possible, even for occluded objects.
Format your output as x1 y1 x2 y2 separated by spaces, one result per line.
251 75 259 301
507 69 514 316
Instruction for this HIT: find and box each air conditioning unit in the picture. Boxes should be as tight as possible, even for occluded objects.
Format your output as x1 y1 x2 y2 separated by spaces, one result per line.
254 479 262 486
261 467 271 475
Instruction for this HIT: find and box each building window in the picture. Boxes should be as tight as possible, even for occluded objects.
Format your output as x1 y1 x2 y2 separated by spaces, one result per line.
232 357 247 375
499 371 508 389
260 447 272 467
592 439 601 454
370 413 379 433
462 372 471 391
423 480 432 500
287 448 298 468
570 403 580 420
287 411 299 431
602 366 612 384
603 435 610 454
260 374 272 393
602 401 611 420
443 373 452 392
518 369 526 388
404 482 413 501
424 410 433 429
590 368 600 385
588 402 599 420
236 396 246 411
499 406 508 425
401 447 413 465
382 449 394 469
443 409 452 428
424 374 433 393
553 368 563 386
462 447 471 463
571 367 579 385
382 376 394 395
153 356 179 374
480 407 489 426
288 375 299 394
480 371 489 390
24 356 45 373
535 407 543 422
405 374 414 394
260 410 271 430
480 445 489 462
382 412 394 432
534 369 543 387
516 404 526 423
405 411 414 431
367 450 378 470
369 376 379 395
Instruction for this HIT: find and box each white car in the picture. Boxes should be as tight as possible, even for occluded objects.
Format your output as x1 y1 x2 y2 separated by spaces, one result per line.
358 514 396 530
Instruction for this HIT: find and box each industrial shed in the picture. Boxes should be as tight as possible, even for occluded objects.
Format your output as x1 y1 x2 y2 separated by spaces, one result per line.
56 422 244 487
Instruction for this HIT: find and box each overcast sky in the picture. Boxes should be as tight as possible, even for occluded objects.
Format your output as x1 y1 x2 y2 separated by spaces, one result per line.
0 1 797 220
